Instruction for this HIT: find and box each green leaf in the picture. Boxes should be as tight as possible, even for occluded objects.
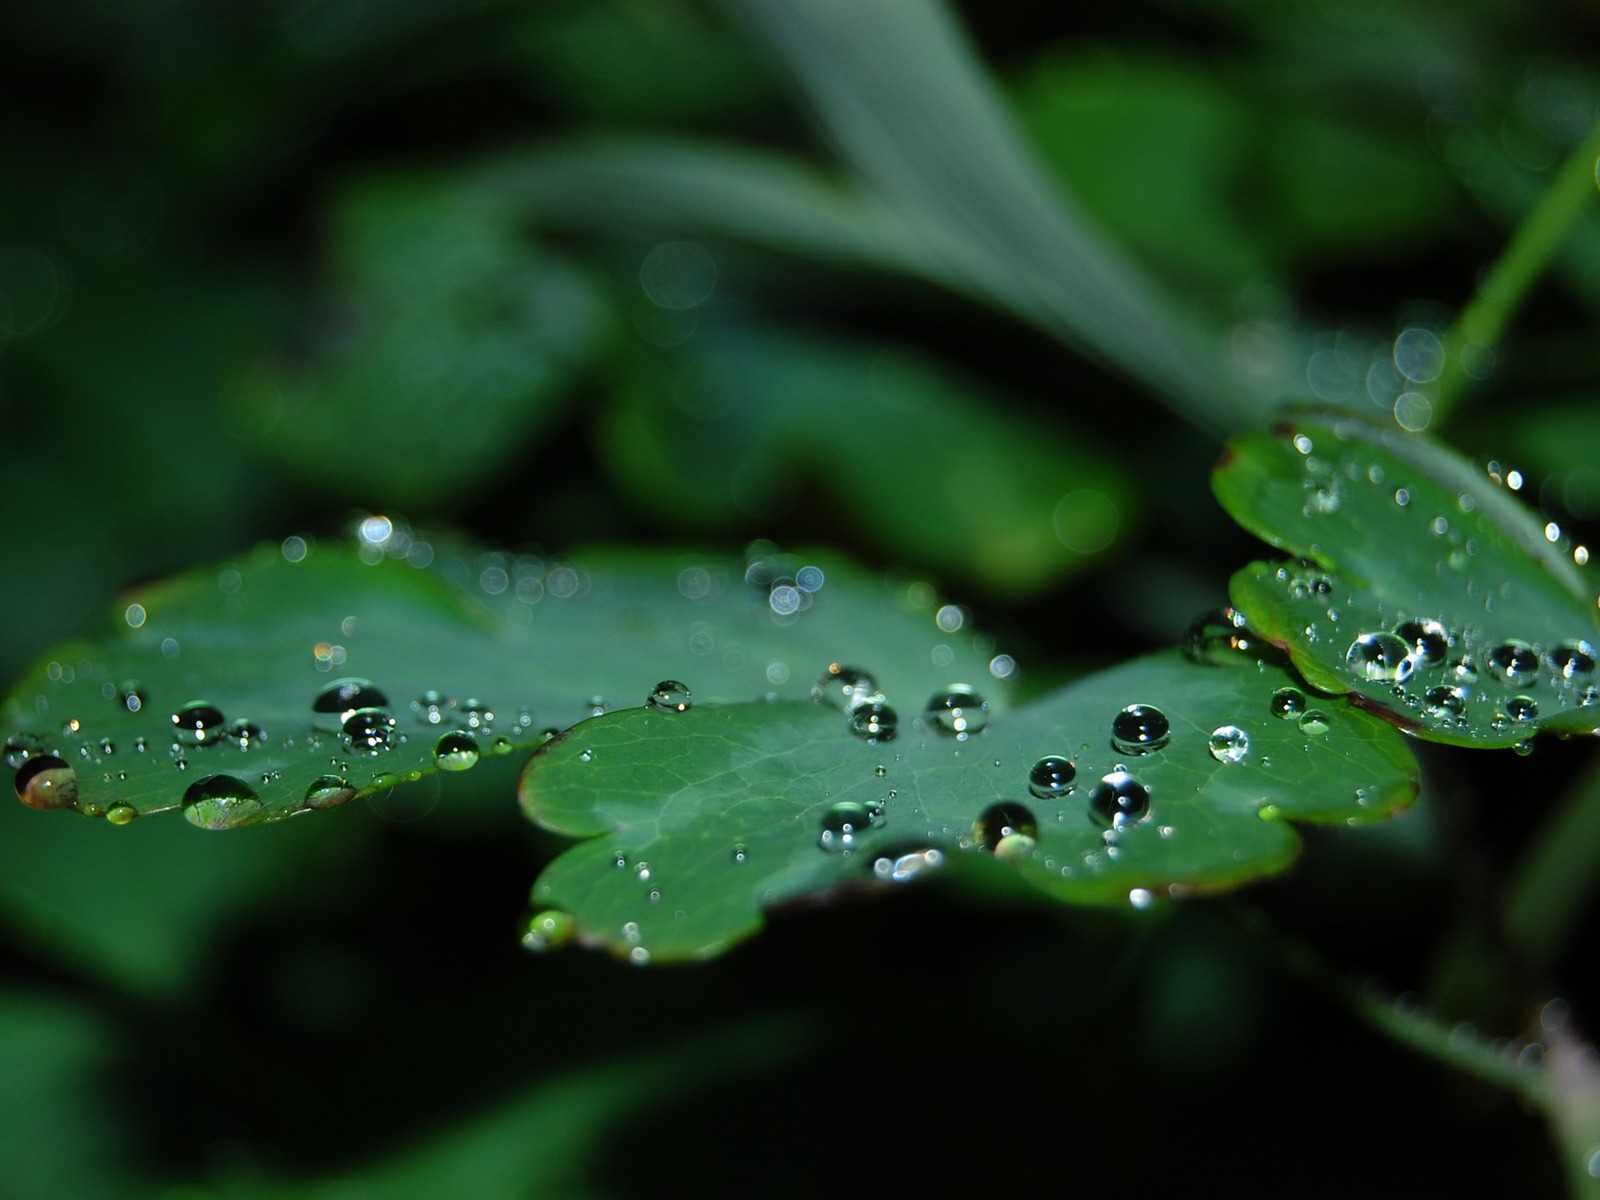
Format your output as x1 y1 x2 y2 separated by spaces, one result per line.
3 536 1008 827
603 321 1134 594
1214 413 1600 746
518 648 1418 961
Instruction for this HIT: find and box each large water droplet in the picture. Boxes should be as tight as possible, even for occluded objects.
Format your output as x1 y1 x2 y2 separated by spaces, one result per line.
1270 688 1307 718
647 680 692 713
1110 703 1170 755
171 702 226 745
1424 685 1467 721
1298 710 1331 736
434 731 480 772
14 754 78 810
1208 725 1249 764
1507 695 1539 722
974 801 1038 856
1089 770 1151 829
849 703 898 742
812 664 884 714
818 800 884 853
1345 632 1415 683
1027 756 1077 799
181 774 264 830
1487 640 1539 684
1394 618 1450 667
342 708 397 754
520 908 575 952
1550 640 1598 680
313 678 389 728
923 687 989 739
303 774 355 809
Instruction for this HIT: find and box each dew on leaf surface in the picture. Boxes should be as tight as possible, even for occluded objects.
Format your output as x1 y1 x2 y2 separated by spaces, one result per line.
848 702 898 743
228 720 265 749
521 909 575 952
974 801 1038 854
1111 703 1170 755
301 775 351 810
433 731 480 771
1207 725 1250 764
171 702 226 745
1270 687 1307 718
811 663 885 714
181 774 264 830
1345 632 1415 683
3 733 45 769
1027 755 1077 799
312 678 389 726
116 682 147 713
1394 618 1450 667
647 680 693 713
14 754 78 810
105 803 137 826
1298 710 1331 735
1424 686 1468 721
871 847 943 882
818 800 884 853
1550 641 1597 680
1487 641 1540 684
1507 696 1539 722
1089 770 1151 829
923 686 989 739
342 708 397 754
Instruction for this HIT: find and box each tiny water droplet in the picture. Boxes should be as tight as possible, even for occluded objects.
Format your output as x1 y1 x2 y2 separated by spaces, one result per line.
412 690 455 726
1110 703 1170 755
1027 756 1077 799
732 843 748 864
520 908 575 952
181 774 264 830
848 703 898 742
1487 641 1539 684
171 702 226 745
818 800 884 853
1394 618 1450 667
874 764 887 777
812 663 884 713
578 748 595 763
98 738 115 756
1207 725 1250 764
647 680 693 713
1346 632 1415 683
1089 770 1151 829
228 720 265 749
342 708 397 754
974 801 1038 855
105 803 137 826
434 731 480 772
303 774 354 809
1270 688 1307 718
924 687 989 739
117 682 147 713
14 754 78 810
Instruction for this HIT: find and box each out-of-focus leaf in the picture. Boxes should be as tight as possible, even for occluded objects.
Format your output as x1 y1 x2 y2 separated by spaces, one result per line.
603 322 1134 595
519 650 1417 961
2 536 1009 826
1215 412 1600 746
237 172 609 510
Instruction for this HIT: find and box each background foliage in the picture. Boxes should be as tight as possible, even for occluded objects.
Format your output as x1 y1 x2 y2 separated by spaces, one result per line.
4 0 1600 1194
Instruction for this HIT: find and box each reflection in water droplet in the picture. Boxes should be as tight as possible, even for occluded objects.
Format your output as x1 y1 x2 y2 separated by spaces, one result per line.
1270 688 1307 718
1089 770 1151 829
171 702 226 745
520 909 576 952
1298 710 1331 736
434 731 480 771
812 664 884 714
1110 704 1170 755
1394 618 1450 667
1208 725 1250 764
818 800 884 853
343 708 397 754
1507 695 1539 722
105 803 137 826
1346 632 1415 683
313 678 389 727
181 774 264 830
1424 686 1467 721
14 754 78 810
1487 641 1539 684
1550 641 1598 680
304 774 355 809
849 703 897 742
871 847 944 883
924 687 989 739
974 801 1038 855
1027 756 1077 799
647 680 693 713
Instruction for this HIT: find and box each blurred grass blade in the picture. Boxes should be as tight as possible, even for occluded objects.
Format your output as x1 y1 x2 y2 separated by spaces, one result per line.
729 0 1259 433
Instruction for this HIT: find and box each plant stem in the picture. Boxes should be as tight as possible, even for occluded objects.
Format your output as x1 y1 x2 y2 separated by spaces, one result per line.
1433 118 1600 426
1502 747 1600 975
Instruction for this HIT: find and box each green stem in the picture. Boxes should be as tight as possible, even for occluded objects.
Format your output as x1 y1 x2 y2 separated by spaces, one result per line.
1502 748 1600 975
1433 118 1600 426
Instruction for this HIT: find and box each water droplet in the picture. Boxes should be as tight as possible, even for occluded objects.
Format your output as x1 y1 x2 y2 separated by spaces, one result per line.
647 680 693 713
181 774 264 829
303 774 354 808
1507 695 1539 722
812 664 884 713
974 802 1038 855
1208 725 1250 764
1451 656 1480 684
1184 608 1258 664
312 678 389 727
1089 770 1151 829
1027 756 1077 799
870 847 944 882
732 843 748 864
1424 686 1467 721
105 803 137 826
1298 710 1331 735
874 765 887 777
1270 688 1307 718
434 731 480 772
412 690 455 726
228 720 265 749
171 702 226 745
818 800 884 853
1394 618 1450 667
1550 640 1598 680
342 708 397 754
97 738 116 756
461 700 495 730
848 703 898 742
923 687 989 739
14 754 78 810
579 748 595 763
4 733 46 769
117 682 147 713
1487 640 1539 684
521 908 575 951
1110 703 1170 755
1345 632 1415 683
